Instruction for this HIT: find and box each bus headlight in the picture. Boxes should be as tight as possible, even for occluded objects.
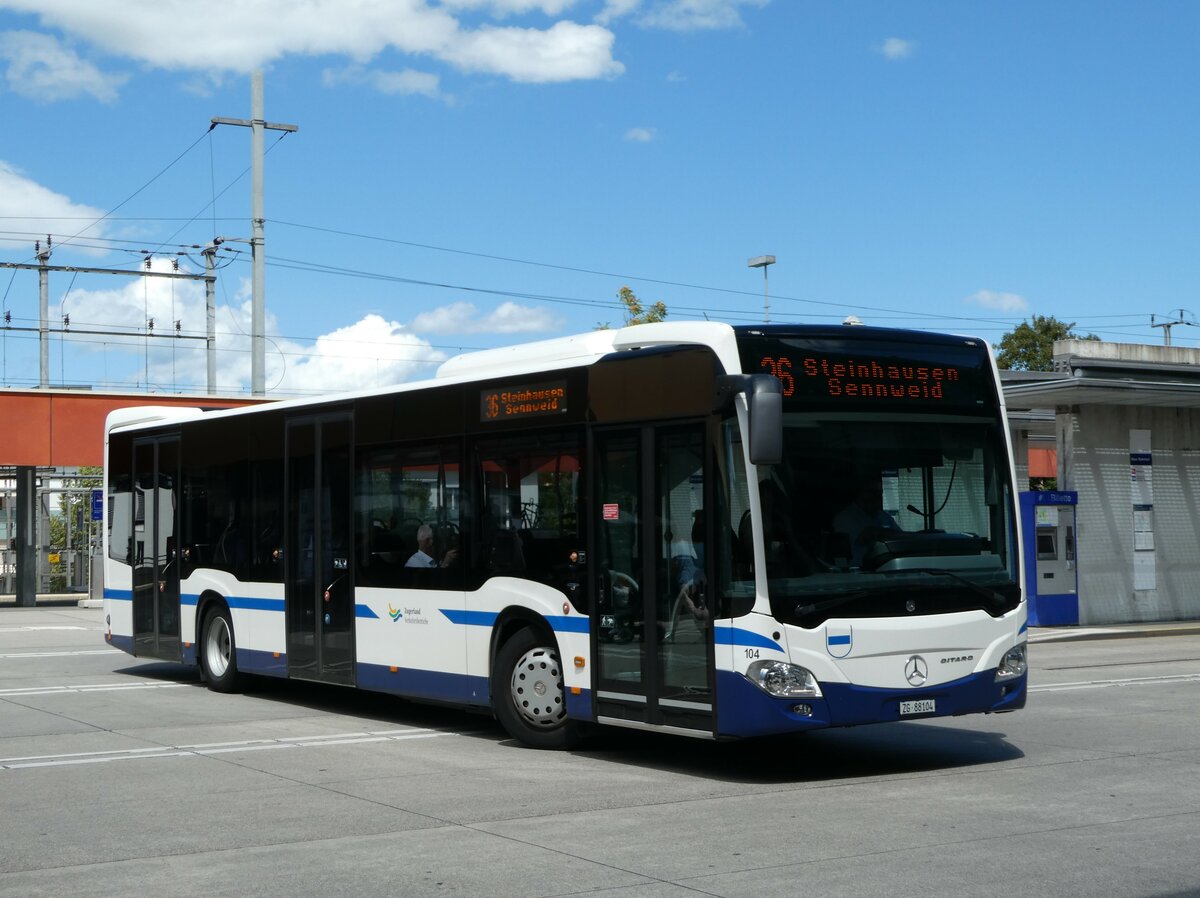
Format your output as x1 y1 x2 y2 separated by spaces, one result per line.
995 644 1027 681
745 661 823 698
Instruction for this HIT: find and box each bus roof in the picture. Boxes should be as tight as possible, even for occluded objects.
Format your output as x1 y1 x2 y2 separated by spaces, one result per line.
105 321 743 435
436 321 740 381
103 322 990 436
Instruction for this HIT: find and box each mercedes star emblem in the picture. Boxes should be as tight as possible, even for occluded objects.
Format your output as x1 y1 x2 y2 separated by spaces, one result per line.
905 655 928 686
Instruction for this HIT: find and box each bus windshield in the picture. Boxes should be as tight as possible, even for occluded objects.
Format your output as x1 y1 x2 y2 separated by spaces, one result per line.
730 330 1020 627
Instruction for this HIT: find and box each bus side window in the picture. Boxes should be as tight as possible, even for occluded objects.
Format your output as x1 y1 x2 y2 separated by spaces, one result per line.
356 443 461 590
473 430 582 597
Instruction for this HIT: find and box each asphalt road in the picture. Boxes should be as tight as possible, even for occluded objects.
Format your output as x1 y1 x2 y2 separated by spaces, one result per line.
2 605 1199 898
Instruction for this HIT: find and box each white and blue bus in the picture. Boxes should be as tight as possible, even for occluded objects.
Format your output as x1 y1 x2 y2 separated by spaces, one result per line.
103 321 1027 749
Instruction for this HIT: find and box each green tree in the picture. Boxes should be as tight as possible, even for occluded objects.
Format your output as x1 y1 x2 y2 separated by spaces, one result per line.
996 315 1099 371
597 286 667 329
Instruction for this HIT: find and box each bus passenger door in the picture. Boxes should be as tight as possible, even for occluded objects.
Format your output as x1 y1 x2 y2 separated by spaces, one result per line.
593 424 713 735
131 436 181 662
285 413 355 686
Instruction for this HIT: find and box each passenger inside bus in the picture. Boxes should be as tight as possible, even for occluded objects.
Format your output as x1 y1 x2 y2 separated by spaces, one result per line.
406 523 459 568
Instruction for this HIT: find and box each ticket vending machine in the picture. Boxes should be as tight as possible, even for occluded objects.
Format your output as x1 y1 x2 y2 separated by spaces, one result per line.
1019 491 1079 626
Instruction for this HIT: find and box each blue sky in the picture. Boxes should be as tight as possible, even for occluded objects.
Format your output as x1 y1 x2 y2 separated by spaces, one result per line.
1 0 1198 395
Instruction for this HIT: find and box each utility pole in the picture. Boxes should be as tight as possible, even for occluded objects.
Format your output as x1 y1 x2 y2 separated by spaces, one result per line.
747 255 776 324
211 70 298 396
202 244 217 393
37 236 51 387
1151 309 1191 346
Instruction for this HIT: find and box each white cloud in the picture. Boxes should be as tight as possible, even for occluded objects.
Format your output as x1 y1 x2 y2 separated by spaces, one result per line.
0 0 456 72
55 261 566 393
274 312 447 393
441 0 581 16
965 289 1029 313
0 30 127 102
596 0 643 25
445 21 623 82
1 0 622 85
635 0 768 31
323 64 446 101
58 261 449 393
878 37 915 61
409 300 563 335
0 160 111 254
624 126 656 142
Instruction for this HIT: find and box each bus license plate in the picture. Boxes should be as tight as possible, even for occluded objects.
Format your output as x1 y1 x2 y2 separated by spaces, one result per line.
900 699 936 716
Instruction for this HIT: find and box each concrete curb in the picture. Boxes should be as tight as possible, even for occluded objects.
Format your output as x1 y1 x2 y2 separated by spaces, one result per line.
1029 622 1200 643
0 595 92 609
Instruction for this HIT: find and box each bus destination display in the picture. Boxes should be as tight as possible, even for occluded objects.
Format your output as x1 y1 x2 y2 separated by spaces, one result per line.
760 354 961 401
481 380 569 422
738 335 992 412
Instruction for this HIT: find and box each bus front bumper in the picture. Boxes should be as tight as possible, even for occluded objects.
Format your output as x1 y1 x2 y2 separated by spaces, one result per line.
715 668 1027 739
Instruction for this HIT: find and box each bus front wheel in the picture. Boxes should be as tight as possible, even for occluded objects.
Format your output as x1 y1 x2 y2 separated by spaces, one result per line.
200 604 244 693
493 627 581 750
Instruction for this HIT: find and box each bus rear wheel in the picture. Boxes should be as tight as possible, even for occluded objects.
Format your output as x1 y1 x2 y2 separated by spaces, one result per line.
494 627 581 750
200 604 243 693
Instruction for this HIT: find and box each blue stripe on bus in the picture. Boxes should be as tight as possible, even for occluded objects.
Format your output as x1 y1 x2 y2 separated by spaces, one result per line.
827 634 851 646
440 608 588 634
110 587 577 631
236 647 288 677
1018 620 1028 635
440 609 499 627
228 596 286 613
545 614 589 634
357 662 489 705
109 589 286 613
714 627 782 651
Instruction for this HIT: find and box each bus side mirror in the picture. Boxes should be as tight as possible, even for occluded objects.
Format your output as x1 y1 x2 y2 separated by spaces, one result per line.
747 376 782 466
716 374 783 466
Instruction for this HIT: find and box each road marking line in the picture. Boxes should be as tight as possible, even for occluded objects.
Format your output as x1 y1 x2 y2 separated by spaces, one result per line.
1031 673 1200 692
0 729 455 771
0 626 90 633
0 682 187 697
0 650 123 659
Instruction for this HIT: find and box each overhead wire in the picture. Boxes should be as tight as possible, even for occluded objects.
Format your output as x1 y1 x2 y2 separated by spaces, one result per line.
34 128 214 259
268 218 1032 328
3 127 1185 388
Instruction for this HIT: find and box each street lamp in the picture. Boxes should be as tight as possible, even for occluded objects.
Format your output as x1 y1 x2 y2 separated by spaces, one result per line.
747 255 776 323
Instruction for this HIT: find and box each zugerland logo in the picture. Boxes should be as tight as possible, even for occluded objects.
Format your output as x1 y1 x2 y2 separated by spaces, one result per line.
387 604 403 622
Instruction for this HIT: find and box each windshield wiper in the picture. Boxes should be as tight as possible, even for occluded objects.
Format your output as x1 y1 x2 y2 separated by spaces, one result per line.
793 570 1013 621
894 568 1011 614
793 585 921 619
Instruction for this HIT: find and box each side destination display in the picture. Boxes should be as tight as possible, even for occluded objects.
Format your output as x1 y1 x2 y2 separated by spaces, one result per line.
481 380 568 422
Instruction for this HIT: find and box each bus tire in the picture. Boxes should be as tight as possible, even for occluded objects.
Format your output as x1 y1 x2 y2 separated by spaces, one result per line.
493 627 580 750
200 604 243 694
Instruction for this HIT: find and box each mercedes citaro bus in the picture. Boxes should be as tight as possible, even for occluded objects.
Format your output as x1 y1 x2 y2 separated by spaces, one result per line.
103 322 1027 748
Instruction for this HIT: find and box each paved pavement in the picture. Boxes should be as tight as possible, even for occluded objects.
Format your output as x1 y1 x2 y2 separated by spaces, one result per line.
3 604 1200 897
